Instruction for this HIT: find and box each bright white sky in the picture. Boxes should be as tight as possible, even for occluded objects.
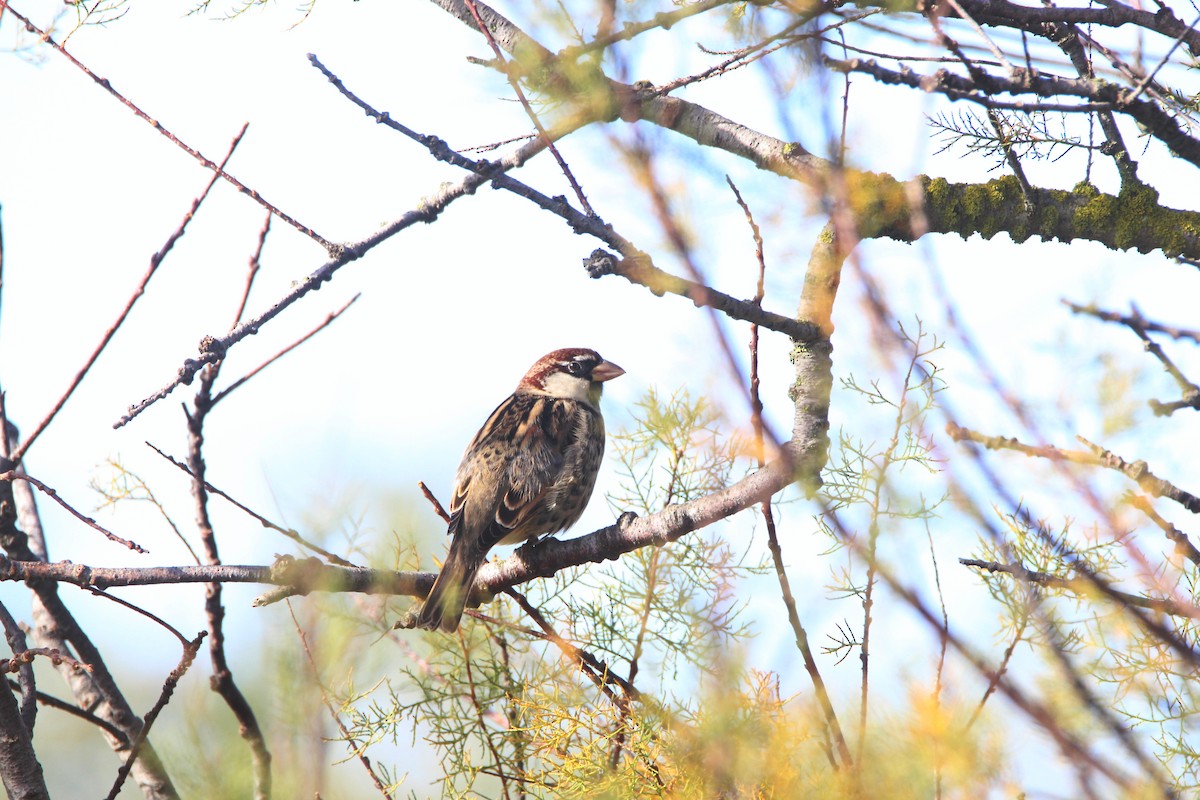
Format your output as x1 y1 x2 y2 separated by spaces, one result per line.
3 0 1200 796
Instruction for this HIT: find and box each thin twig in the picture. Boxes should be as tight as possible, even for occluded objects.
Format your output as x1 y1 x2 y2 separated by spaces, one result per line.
925 516 949 800
145 442 356 567
4 680 127 741
503 589 644 704
456 625 513 800
0 5 332 252
286 601 395 799
231 212 272 329
418 481 452 524
728 176 850 770
463 0 595 216
946 423 1200 514
972 610 1028 730
556 0 738 61
820 509 1136 792
104 632 206 800
1124 10 1200 103
0 598 36 733
504 587 666 787
210 293 361 407
185 307 271 799
87 588 190 646
10 126 246 465
0 471 146 553
627 140 785 452
940 0 1016 72
307 54 818 344
1127 493 1200 567
114 56 581 429
960 558 1200 618
986 108 1034 205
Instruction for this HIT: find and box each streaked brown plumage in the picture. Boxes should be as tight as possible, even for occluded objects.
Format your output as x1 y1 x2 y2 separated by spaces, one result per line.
415 348 625 632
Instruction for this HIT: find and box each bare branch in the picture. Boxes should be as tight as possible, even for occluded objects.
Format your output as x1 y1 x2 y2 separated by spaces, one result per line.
10 125 246 465
146 442 356 567
462 0 594 216
1064 300 1200 343
961 558 1200 618
946 423 1200 514
0 599 35 733
0 667 48 800
210 293 361 407
103 632 206 800
0 471 146 553
0 5 333 252
285 602 395 799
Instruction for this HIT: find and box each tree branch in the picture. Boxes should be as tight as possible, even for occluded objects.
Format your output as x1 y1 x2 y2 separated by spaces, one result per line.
960 558 1200 619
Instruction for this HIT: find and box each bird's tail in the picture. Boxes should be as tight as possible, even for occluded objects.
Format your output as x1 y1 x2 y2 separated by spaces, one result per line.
415 542 481 633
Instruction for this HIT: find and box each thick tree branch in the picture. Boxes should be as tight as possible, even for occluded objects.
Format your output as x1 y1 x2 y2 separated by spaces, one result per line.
953 0 1200 58
0 670 47 800
0 456 179 799
432 0 1200 266
0 456 795 608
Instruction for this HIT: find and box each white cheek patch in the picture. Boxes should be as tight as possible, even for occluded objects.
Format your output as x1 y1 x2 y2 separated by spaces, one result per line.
540 371 592 401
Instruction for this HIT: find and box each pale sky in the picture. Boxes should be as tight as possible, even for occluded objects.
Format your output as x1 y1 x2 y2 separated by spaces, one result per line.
3 0 1200 796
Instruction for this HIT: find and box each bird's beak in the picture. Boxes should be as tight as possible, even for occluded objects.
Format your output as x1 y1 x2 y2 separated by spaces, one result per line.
591 359 626 382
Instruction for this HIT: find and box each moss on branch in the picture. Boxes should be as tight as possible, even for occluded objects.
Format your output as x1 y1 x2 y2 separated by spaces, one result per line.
844 172 1200 258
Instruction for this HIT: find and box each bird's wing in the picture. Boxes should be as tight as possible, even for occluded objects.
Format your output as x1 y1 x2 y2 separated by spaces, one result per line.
450 393 575 553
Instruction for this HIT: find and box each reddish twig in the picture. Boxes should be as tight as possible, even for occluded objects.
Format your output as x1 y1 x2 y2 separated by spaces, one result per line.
965 592 1030 729
456 624 513 800
9 126 246 466
145 442 355 567
231 212 272 329
0 647 91 675
286 602 395 799
0 5 333 252
104 632 206 800
822 508 1137 793
463 0 594 216
4 679 127 741
87 588 190 646
418 481 452 524
0 471 146 553
1063 300 1200 343
114 54 580 430
729 176 850 770
210 294 361 408
505 587 666 786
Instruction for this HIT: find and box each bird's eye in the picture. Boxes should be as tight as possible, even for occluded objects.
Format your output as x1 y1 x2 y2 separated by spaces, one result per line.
566 361 585 375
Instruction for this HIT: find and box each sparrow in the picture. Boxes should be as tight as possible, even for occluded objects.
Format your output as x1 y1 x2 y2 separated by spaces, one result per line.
415 348 625 632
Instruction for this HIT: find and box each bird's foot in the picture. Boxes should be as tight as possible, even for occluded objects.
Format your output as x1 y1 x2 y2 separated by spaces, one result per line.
517 534 560 557
616 511 639 530
393 609 420 630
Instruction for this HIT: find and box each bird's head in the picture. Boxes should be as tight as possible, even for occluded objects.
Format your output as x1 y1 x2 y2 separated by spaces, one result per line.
518 348 625 407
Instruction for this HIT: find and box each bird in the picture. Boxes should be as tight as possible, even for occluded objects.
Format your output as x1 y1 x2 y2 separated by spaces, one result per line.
414 347 625 632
